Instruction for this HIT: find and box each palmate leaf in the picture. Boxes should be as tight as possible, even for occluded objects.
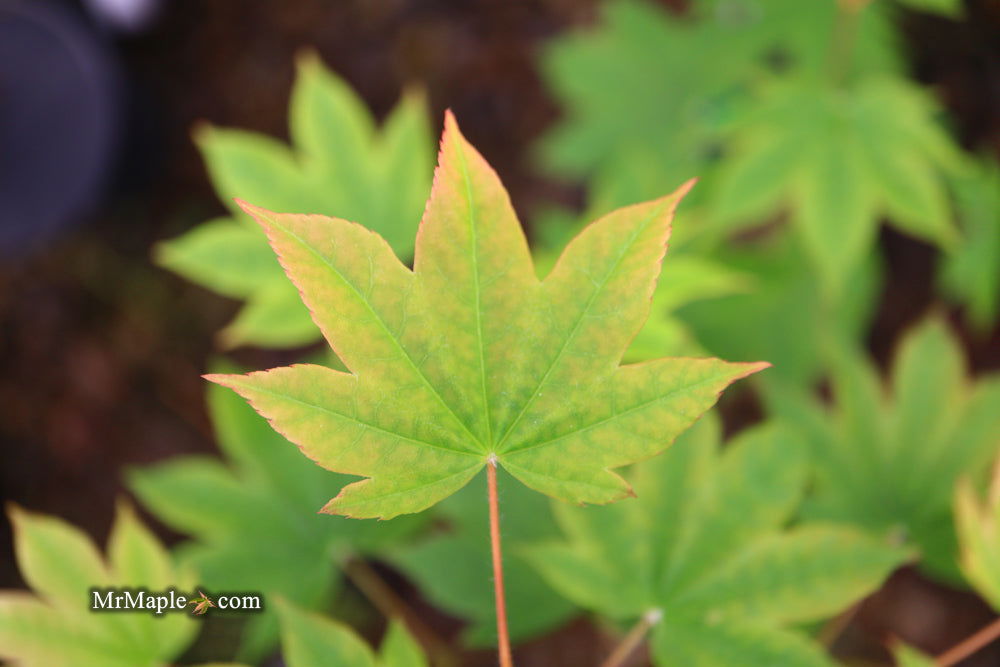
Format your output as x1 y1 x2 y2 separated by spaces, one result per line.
525 416 910 667
276 601 426 667
128 368 424 660
0 503 198 666
770 317 1000 581
389 468 576 646
539 0 737 186
539 0 900 185
208 113 764 520
157 51 433 348
956 464 1000 612
541 0 945 297
710 76 963 293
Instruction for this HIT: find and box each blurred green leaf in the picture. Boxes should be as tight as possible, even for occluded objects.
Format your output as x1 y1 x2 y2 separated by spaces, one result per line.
0 503 198 666
542 0 965 298
157 51 433 348
626 254 752 359
892 642 937 666
711 77 961 293
129 367 425 660
725 0 902 78
525 416 910 666
377 620 428 667
538 0 900 185
276 600 427 667
770 317 1000 582
679 234 880 389
540 0 727 183
956 465 1000 612
897 0 964 18
940 159 1000 331
390 468 576 646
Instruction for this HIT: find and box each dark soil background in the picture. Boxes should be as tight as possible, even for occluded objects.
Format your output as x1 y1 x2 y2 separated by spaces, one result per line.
1 1 998 665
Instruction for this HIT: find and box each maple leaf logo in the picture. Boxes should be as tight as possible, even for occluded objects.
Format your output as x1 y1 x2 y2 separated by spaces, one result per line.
188 590 216 616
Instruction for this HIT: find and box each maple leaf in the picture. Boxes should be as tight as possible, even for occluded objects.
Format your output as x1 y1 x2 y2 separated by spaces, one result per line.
129 366 424 659
525 416 910 666
207 112 765 520
769 317 1000 581
156 51 432 348
276 600 427 667
389 468 576 646
539 0 900 184
710 77 963 292
188 590 216 615
542 1 959 297
0 502 198 666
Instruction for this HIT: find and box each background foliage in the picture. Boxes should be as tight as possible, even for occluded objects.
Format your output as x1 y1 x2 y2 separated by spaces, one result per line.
1 0 998 665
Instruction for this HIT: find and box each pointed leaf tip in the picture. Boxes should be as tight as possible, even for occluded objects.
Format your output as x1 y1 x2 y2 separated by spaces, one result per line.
399 82 428 106
5 501 24 523
233 198 269 220
294 46 321 70
440 109 474 154
676 177 698 199
437 110 459 152
651 177 697 220
202 372 241 388
731 360 771 384
189 120 213 146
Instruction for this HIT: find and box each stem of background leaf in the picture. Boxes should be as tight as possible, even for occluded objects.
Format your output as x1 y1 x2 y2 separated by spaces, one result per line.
935 617 1000 666
342 556 459 667
600 609 662 667
829 0 872 87
487 457 514 667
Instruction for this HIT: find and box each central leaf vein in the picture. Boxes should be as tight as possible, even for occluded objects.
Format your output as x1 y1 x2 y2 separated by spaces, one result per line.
454 141 495 449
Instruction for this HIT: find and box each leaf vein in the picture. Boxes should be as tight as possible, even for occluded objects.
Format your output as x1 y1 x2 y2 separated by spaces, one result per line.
268 217 484 452
503 371 729 457
454 141 495 448
229 379 482 460
495 204 667 452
